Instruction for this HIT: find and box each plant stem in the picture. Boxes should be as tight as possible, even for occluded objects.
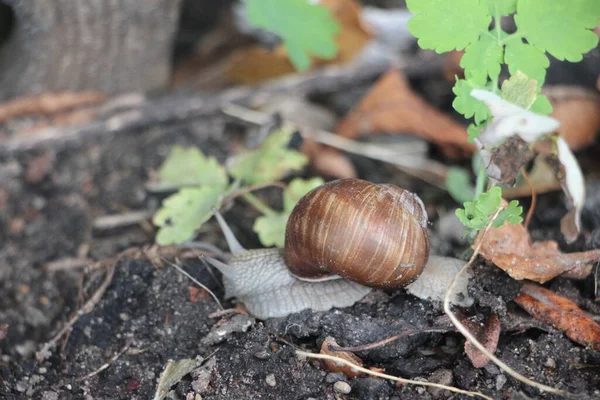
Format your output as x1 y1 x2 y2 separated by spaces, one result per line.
242 192 277 217
474 162 487 199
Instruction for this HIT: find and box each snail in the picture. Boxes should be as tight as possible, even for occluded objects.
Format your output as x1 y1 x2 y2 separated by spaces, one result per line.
204 178 431 319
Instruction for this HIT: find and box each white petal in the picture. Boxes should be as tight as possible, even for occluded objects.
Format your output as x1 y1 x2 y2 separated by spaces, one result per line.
557 136 585 232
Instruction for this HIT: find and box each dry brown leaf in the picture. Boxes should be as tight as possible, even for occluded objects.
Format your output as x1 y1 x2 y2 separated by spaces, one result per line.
0 91 106 123
477 220 600 283
502 158 561 199
319 336 364 378
335 69 474 158
301 139 357 178
545 86 600 151
443 50 464 82
463 314 501 368
514 283 600 351
227 0 371 84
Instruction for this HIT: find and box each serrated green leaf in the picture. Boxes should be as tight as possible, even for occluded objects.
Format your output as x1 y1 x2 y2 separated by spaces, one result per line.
153 186 227 245
504 41 549 85
446 167 475 204
157 146 228 188
477 186 502 216
283 177 325 211
460 35 503 81
253 213 288 248
493 199 523 227
453 75 491 124
229 128 308 185
515 0 600 62
253 177 325 247
529 94 553 115
500 71 538 109
467 122 486 143
244 0 340 71
488 0 517 16
407 0 491 53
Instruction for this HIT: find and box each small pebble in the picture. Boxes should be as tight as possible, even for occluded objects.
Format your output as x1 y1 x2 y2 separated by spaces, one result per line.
544 358 556 369
496 374 507 391
333 381 351 394
41 391 59 400
265 374 276 387
253 349 270 360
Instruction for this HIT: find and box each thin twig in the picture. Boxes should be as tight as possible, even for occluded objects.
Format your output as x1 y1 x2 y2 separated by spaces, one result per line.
92 210 152 231
77 340 133 381
443 207 586 399
296 351 493 400
221 103 449 189
159 256 223 311
37 260 117 361
221 181 287 206
520 167 536 229
329 328 450 352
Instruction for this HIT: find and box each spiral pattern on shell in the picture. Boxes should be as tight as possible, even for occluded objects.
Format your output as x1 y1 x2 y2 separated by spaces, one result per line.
284 179 430 288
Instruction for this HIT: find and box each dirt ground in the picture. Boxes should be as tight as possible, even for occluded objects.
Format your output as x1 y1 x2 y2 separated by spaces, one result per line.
2 66 600 400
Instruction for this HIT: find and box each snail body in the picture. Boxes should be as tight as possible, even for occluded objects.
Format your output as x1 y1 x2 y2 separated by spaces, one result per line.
205 179 430 319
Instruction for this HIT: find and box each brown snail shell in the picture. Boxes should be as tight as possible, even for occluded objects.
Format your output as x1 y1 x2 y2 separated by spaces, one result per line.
284 178 429 288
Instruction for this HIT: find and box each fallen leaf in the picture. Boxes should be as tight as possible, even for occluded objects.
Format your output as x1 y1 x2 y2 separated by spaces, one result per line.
319 336 363 378
477 218 600 283
188 287 210 303
502 157 561 199
463 314 501 368
227 0 371 83
335 69 474 158
154 358 201 400
514 283 600 351
545 86 600 151
302 139 357 178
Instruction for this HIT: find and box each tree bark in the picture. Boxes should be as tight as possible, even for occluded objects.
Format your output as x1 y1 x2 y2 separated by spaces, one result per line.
0 0 181 100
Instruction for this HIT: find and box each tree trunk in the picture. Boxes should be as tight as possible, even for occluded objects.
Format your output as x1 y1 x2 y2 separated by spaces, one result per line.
0 0 181 100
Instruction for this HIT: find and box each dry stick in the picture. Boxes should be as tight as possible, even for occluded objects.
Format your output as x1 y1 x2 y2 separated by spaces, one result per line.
221 181 287 206
159 256 224 311
37 260 117 361
520 167 537 229
296 351 493 400
77 340 133 381
221 103 449 190
329 328 450 353
443 208 586 400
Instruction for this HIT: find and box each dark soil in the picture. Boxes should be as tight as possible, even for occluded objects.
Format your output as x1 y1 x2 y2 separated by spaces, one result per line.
2 69 600 400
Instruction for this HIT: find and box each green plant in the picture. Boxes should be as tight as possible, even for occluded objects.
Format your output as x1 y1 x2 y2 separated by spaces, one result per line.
244 0 340 71
152 128 323 246
407 0 600 233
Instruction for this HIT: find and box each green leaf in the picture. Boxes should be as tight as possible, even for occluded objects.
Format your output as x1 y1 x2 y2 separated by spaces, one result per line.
467 122 486 143
407 0 491 53
515 0 600 62
446 167 475 204
500 71 538 109
488 0 517 16
460 35 503 81
253 177 325 248
456 186 502 230
529 94 553 115
153 186 227 245
283 177 325 211
504 41 549 85
229 128 308 185
493 199 523 227
452 74 491 124
254 213 288 248
157 146 228 188
244 0 340 71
